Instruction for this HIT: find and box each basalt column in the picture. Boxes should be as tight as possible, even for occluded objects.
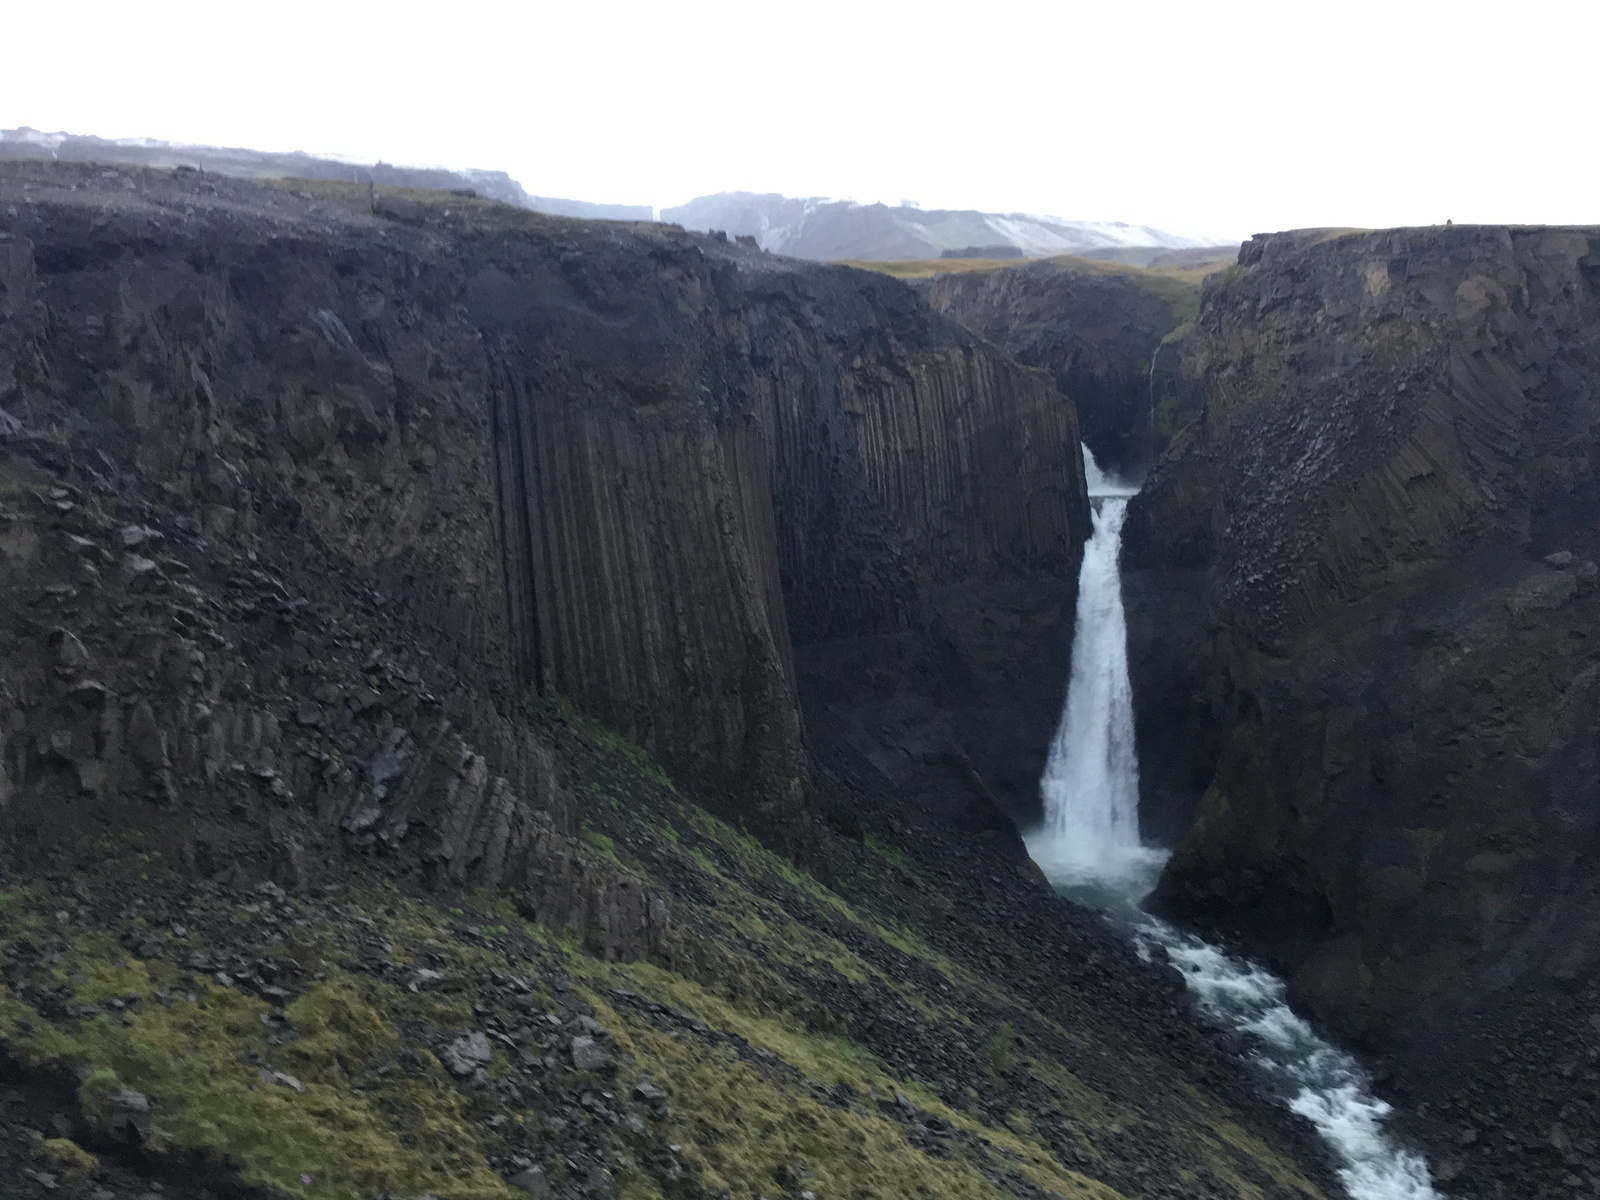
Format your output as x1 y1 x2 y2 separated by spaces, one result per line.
467 252 811 852
740 261 1092 828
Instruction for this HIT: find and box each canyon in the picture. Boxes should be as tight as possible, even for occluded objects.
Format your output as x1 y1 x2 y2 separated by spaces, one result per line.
1 154 1597 1200
0 161 1331 1200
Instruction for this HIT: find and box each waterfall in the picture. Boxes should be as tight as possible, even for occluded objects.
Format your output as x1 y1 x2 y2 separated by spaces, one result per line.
1079 444 1138 499
1026 443 1443 1200
1026 450 1157 891
1147 342 1162 464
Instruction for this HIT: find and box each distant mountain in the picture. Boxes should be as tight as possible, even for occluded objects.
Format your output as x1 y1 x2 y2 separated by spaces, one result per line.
0 131 1227 252
0 128 653 222
659 192 1220 261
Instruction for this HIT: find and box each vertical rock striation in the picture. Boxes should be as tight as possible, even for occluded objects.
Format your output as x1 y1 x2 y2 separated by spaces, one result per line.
734 262 1090 833
920 259 1199 477
0 163 1089 885
465 241 809 851
1125 225 1600 1197
465 234 1086 853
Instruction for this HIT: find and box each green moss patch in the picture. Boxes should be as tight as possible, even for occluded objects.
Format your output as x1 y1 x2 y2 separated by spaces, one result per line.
31 1135 99 1183
0 695 1333 1200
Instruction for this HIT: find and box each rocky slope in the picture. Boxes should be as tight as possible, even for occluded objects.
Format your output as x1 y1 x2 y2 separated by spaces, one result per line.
919 259 1214 478
0 719 1341 1200
1125 226 1600 1198
0 161 1342 1199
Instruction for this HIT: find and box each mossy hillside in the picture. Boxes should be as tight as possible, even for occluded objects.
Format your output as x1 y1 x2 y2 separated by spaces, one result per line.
0 885 516 1200
31 1134 99 1184
538 710 1334 1200
0 868 1121 1200
0 704 1333 1200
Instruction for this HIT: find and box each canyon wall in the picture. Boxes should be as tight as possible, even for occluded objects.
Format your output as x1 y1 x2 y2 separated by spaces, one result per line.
921 259 1196 477
0 165 1353 1200
0 162 1087 887
1126 226 1600 1196
738 263 1089 833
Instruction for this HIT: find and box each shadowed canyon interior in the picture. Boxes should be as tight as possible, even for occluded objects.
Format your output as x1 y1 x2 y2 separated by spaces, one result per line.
0 158 1597 1200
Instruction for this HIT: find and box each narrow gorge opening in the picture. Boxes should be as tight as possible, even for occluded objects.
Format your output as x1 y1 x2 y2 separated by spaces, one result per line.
1026 446 1444 1200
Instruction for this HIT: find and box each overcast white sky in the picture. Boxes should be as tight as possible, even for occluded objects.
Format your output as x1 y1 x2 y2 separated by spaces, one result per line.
5 0 1596 241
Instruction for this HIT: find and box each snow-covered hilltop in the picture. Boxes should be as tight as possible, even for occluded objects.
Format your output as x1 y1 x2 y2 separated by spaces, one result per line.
660 191 1225 262
1 131 1230 262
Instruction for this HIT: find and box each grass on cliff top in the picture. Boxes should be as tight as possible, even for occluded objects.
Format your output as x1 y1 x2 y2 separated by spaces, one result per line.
846 253 1232 284
844 253 1231 324
844 256 1043 278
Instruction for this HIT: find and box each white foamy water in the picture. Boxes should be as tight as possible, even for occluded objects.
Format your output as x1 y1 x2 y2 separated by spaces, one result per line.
1026 492 1163 891
1026 444 1443 1200
1131 920 1442 1200
1081 444 1139 499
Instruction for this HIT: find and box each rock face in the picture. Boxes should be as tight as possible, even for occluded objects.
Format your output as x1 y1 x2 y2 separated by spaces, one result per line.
921 259 1196 477
1126 225 1600 1196
0 162 1086 893
477 235 1086 852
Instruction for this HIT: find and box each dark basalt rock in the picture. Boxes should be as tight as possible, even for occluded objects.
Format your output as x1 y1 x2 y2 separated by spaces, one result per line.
1125 224 1600 1199
0 160 1088 885
0 167 1351 1200
919 258 1198 477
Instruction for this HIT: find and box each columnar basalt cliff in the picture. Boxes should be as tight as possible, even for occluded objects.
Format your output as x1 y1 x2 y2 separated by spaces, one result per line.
1126 226 1600 1197
0 167 686 962
733 266 1090 831
472 228 1089 852
0 164 1089 874
0 162 1352 1200
0 159 1101 896
920 259 1202 477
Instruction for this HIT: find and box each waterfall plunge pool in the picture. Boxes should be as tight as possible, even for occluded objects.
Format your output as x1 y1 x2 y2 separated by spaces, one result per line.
1023 447 1443 1200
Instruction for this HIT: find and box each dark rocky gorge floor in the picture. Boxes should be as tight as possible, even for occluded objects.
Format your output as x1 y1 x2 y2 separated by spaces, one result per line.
0 162 1345 1200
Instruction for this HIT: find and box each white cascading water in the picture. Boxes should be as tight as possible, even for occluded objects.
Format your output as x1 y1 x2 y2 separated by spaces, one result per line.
1026 444 1443 1200
1026 449 1160 892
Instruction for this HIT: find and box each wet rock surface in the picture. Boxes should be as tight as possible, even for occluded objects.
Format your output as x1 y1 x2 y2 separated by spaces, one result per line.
1126 224 1600 1198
